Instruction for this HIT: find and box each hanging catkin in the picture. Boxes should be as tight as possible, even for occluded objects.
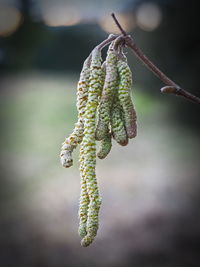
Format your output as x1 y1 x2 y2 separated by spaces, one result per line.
78 58 105 239
78 142 90 238
111 92 128 146
60 57 91 168
80 48 103 247
96 61 112 159
95 43 118 141
117 54 137 139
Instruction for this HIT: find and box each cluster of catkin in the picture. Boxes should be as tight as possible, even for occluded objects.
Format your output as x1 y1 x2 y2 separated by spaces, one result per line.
60 38 137 247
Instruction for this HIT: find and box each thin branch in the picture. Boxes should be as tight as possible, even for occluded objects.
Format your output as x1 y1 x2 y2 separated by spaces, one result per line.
111 13 200 104
97 34 118 50
87 34 118 64
111 13 126 36
113 35 125 51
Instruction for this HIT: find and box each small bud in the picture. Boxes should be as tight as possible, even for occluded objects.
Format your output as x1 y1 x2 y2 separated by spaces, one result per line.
161 86 179 94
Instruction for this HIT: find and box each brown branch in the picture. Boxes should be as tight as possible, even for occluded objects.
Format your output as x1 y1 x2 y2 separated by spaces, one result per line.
111 13 126 36
97 34 118 50
87 34 118 64
111 13 200 104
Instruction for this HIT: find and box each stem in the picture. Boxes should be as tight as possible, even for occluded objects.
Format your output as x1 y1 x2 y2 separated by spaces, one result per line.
111 13 200 104
111 13 126 36
97 34 118 50
113 35 125 51
87 34 118 64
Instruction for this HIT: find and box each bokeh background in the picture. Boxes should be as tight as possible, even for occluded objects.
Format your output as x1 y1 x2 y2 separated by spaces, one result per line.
0 0 200 266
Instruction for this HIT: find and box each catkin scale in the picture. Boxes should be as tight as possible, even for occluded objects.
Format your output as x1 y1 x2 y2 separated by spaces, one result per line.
95 46 118 141
80 48 103 247
60 58 90 167
117 56 137 139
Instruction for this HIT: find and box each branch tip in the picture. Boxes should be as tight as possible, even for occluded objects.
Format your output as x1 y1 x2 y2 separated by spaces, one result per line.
160 86 178 94
111 13 127 36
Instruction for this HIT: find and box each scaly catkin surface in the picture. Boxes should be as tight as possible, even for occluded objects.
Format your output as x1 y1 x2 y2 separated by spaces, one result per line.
95 45 118 141
111 91 128 146
117 56 137 139
78 142 90 238
96 61 112 159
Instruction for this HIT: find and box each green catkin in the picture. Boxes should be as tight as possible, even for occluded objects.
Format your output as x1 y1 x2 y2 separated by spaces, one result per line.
78 59 105 238
78 142 89 238
96 61 112 159
97 132 112 159
80 48 103 247
111 92 129 146
95 44 118 141
117 55 137 139
60 57 91 168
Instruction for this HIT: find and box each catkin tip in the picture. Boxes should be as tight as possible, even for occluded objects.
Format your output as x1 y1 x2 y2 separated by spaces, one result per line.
60 158 73 168
97 152 106 159
127 126 137 139
78 227 87 238
119 138 129 146
81 235 95 247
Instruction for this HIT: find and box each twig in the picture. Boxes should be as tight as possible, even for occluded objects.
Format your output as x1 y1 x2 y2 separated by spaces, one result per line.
113 35 125 51
111 13 126 36
87 34 118 64
97 34 118 50
111 13 200 104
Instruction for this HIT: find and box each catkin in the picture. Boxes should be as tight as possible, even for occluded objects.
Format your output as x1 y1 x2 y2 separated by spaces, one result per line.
117 55 137 139
95 44 118 141
111 92 128 146
78 142 90 238
60 57 90 168
79 58 105 239
96 61 112 159
80 48 103 247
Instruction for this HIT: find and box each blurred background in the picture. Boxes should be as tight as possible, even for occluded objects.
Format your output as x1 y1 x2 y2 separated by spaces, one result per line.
0 0 200 266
